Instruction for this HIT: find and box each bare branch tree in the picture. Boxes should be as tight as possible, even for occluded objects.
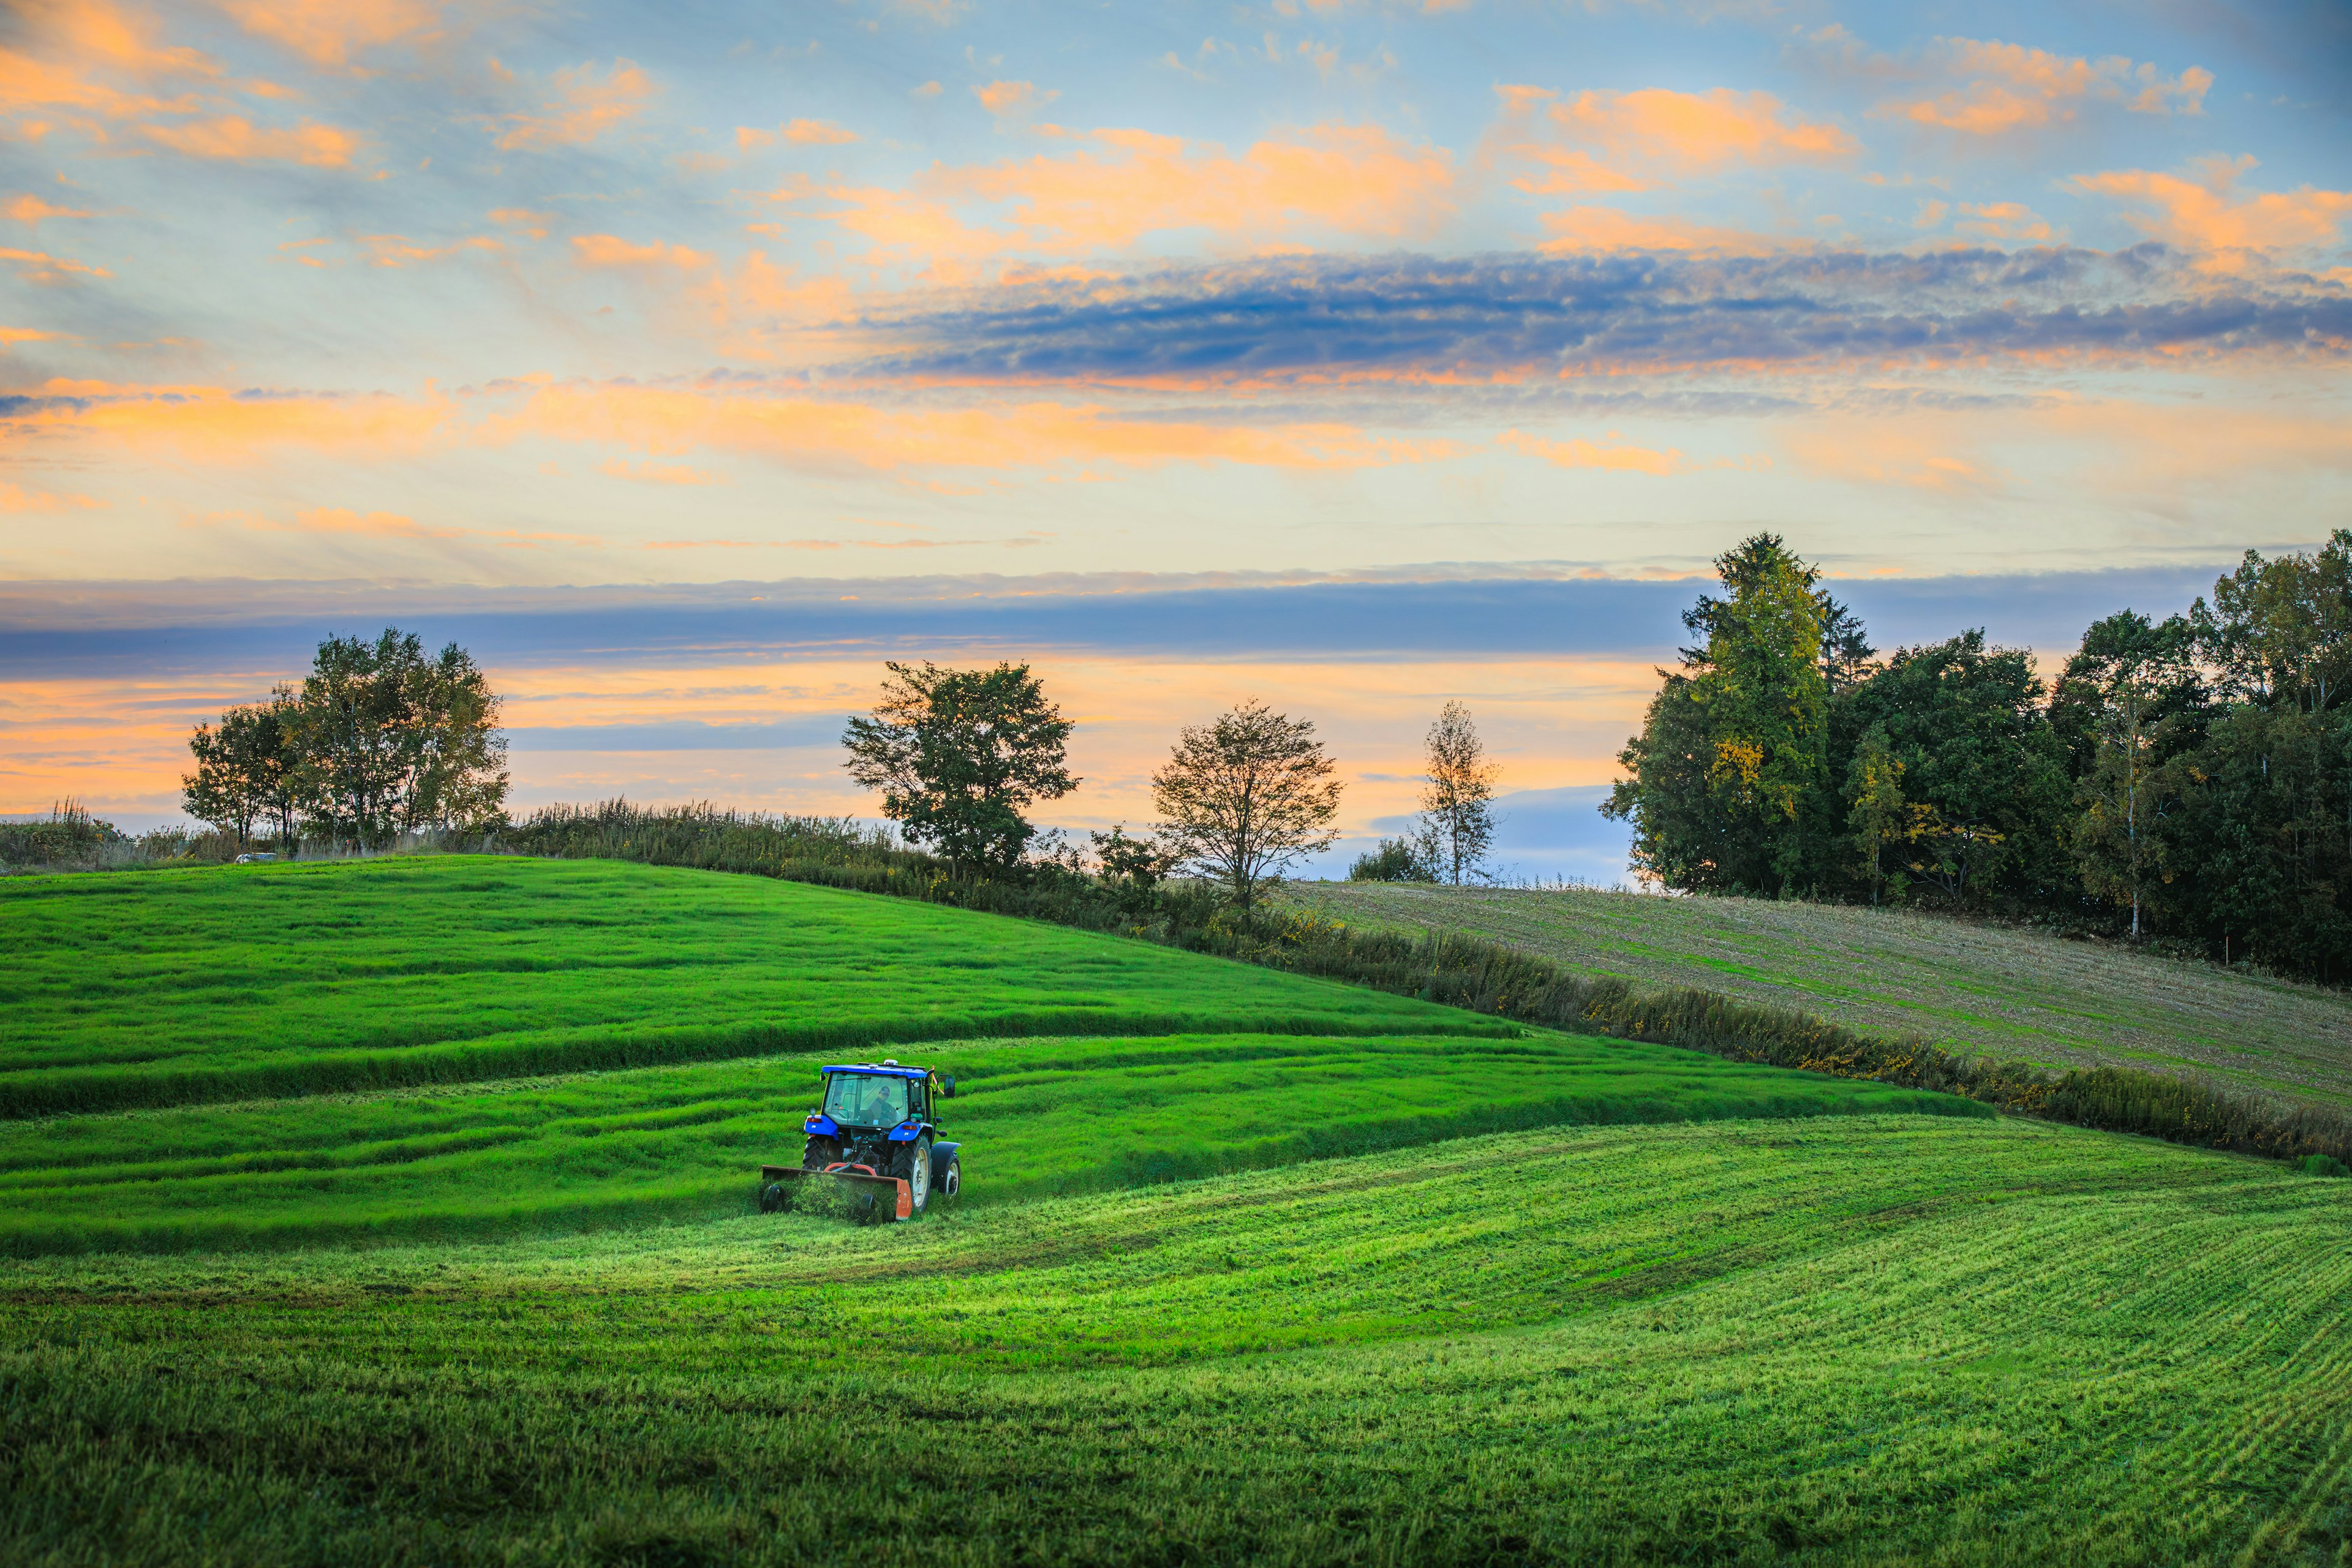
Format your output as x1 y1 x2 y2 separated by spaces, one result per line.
1152 698 1343 908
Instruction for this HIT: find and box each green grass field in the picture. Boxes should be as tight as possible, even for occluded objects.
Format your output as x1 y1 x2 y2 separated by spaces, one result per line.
0 1031 1974 1256
1291 881 2352 1107
6 855 2346 1564
6 1115 2346 1566
0 857 1498 1117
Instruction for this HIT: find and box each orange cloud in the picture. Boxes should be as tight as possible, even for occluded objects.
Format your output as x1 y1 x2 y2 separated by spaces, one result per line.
141 115 360 167
819 122 1456 279
1536 206 1793 256
235 507 605 549
1498 430 1685 476
489 384 1463 475
6 194 92 225
1785 420 2000 494
0 0 214 122
9 380 454 460
219 0 448 69
1881 37 2211 135
0 245 110 282
489 206 551 239
0 480 100 511
358 232 501 266
489 58 653 151
974 80 1057 119
571 233 714 270
600 458 721 485
1950 200 2056 242
1491 85 1856 195
2071 156 2352 266
737 118 858 149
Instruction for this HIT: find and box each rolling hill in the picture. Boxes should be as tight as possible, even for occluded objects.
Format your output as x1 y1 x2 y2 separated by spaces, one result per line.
1 854 2345 1564
1291 881 2352 1108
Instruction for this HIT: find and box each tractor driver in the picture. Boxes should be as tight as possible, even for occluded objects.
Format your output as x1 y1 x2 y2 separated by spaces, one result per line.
839 1073 907 1128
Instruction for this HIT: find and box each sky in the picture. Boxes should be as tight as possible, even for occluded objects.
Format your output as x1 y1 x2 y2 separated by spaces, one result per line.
1 0 2347 874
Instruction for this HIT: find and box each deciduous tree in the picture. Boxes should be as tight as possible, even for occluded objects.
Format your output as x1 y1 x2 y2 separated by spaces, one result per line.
1152 699 1343 908
842 662 1077 872
1416 700 1499 885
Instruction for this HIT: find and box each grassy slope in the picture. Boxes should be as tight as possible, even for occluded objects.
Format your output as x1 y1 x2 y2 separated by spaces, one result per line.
0 1032 1974 1256
0 857 1497 1115
1291 881 2352 1106
6 1115 2347 1566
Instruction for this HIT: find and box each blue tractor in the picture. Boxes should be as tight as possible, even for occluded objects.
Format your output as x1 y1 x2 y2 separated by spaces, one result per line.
757 1060 962 1221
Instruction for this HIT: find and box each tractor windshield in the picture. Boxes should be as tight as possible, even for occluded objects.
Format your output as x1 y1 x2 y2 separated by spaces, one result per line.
823 1072 910 1127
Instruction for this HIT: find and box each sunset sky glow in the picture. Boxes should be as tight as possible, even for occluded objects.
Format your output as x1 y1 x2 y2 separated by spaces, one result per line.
2 0 2346 872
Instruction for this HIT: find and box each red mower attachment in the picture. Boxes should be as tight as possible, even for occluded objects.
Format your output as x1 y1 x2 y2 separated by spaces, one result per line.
759 1161 913 1221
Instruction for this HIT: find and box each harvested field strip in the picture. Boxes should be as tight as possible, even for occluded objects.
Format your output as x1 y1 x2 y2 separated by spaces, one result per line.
0 858 1499 1115
1290 880 2352 1106
4 1117 2346 1563
0 1032 1980 1256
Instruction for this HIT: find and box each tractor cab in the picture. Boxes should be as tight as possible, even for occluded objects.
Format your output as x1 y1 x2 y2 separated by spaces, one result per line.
757 1060 962 1221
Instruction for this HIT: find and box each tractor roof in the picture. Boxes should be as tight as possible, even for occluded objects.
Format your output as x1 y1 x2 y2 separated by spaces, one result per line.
820 1064 931 1080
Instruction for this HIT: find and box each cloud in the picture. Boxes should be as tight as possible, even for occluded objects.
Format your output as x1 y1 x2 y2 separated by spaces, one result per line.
140 115 360 167
973 80 1057 120
911 80 943 99
488 383 1463 475
488 206 551 239
815 122 1456 279
0 245 109 283
600 458 721 485
1874 36 2212 135
1490 85 1856 195
571 233 714 270
737 118 858 150
218 0 448 69
1536 206 1794 255
357 232 502 266
831 249 2352 391
1948 202 2056 243
489 58 654 151
2 381 455 460
235 507 605 549
0 480 100 511
5 194 92 225
1785 419 2000 493
1498 430 1684 475
2070 156 2352 266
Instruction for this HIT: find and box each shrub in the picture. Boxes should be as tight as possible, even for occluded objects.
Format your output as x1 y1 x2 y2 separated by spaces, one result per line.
2296 1153 2350 1177
1349 837 1434 883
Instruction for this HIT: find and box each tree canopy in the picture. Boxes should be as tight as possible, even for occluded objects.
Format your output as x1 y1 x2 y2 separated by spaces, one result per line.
842 661 1077 872
181 631 508 850
1152 699 1343 908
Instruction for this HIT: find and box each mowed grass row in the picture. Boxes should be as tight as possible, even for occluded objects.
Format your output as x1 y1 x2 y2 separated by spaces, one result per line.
0 1032 1983 1256
0 858 1501 1116
6 1116 2346 1566
1294 880 2352 1106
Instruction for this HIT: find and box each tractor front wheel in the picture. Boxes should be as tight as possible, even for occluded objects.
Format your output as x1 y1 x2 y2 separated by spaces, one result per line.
934 1154 960 1203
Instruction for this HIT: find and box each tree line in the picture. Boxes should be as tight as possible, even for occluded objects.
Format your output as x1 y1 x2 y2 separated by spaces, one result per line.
181 629 509 851
839 660 1503 907
1606 532 2352 981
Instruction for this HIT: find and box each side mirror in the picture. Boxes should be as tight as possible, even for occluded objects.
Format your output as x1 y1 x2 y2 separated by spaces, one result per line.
941 1076 956 1099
